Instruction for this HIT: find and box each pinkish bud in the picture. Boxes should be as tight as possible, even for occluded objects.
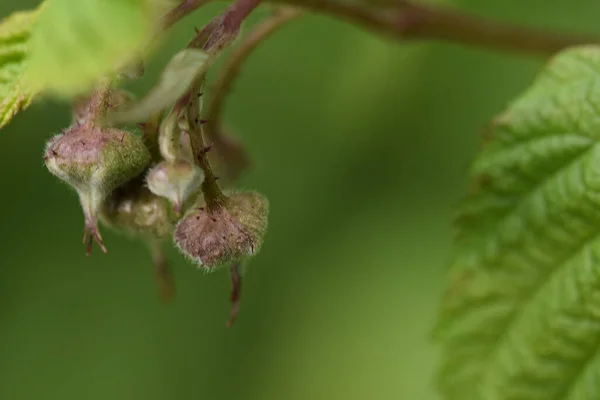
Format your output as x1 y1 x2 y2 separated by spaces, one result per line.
146 160 204 215
44 124 150 254
174 191 269 271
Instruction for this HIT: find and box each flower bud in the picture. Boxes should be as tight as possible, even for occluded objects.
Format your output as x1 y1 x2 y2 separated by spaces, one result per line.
99 177 176 240
227 191 269 242
146 160 204 215
44 124 151 254
173 191 269 271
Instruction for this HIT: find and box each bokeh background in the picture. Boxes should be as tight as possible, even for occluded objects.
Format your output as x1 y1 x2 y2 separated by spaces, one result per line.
1 0 599 399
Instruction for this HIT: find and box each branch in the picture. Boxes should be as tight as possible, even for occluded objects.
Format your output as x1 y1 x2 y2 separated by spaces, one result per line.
302 0 598 56
180 0 262 209
164 0 598 57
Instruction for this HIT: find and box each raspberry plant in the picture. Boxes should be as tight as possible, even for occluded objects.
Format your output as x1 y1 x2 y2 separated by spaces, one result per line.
2 1 600 396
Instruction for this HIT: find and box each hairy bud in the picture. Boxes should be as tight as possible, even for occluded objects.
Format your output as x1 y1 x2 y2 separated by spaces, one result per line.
146 161 204 214
44 124 151 254
174 191 269 271
100 177 176 240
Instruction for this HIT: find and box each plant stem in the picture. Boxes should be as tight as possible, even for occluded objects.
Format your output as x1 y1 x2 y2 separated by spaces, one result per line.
182 0 263 209
165 0 598 57
227 262 243 327
148 240 175 303
185 89 228 210
203 7 303 154
223 0 262 28
187 0 261 50
301 0 597 56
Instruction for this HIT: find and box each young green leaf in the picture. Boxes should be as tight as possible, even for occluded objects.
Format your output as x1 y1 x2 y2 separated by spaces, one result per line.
435 45 600 400
25 0 169 97
108 48 210 124
0 8 39 129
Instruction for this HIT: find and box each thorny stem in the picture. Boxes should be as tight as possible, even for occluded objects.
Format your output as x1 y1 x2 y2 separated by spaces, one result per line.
165 0 597 57
187 0 261 51
185 89 227 210
203 8 304 150
180 0 262 210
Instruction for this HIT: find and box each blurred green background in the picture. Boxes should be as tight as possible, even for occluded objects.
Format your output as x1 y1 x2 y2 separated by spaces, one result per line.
1 1 600 399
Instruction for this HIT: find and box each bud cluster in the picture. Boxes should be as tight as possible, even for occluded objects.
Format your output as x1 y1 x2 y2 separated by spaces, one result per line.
41 3 272 323
42 78 269 323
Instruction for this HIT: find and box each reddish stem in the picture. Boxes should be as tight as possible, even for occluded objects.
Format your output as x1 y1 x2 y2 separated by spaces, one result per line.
227 262 243 327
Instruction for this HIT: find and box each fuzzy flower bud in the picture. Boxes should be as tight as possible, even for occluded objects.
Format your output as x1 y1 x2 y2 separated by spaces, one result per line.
146 160 204 215
174 191 269 271
44 124 151 254
100 177 176 240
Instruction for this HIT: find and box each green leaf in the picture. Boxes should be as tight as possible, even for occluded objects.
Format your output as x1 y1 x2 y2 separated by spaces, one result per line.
108 48 210 124
25 0 169 97
0 8 39 130
434 45 600 400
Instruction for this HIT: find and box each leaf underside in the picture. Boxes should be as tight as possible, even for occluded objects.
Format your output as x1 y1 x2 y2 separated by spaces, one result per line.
0 8 38 130
434 45 600 400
